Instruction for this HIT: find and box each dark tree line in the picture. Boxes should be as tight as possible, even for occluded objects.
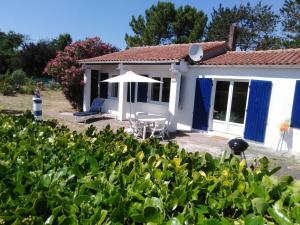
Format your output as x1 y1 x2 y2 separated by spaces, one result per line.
125 0 300 50
0 32 72 76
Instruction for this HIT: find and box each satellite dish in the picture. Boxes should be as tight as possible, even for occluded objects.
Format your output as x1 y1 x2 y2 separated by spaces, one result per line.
189 44 203 62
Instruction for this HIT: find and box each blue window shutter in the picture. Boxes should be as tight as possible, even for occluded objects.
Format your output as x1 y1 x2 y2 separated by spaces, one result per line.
99 73 108 98
192 78 213 131
244 80 272 143
291 80 300 128
127 83 136 103
137 75 148 102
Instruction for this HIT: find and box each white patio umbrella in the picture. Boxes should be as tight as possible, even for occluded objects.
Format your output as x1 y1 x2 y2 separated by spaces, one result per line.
101 71 162 119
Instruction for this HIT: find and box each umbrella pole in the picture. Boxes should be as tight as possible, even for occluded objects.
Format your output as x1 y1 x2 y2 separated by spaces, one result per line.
129 82 132 120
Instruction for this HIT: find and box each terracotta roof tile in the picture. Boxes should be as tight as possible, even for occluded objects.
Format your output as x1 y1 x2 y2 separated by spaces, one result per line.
200 48 300 65
79 41 227 63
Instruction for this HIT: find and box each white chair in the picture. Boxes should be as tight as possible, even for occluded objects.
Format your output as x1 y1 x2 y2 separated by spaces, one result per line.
164 115 174 137
150 119 166 140
128 119 144 138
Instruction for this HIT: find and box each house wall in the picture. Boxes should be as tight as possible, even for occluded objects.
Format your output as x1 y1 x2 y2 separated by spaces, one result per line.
86 64 172 119
177 66 300 153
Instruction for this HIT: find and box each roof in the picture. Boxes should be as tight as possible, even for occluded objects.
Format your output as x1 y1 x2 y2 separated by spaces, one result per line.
200 48 300 66
79 41 300 66
78 41 227 63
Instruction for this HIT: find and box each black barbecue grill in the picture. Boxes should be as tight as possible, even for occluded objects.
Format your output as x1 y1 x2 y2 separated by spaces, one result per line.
228 138 249 161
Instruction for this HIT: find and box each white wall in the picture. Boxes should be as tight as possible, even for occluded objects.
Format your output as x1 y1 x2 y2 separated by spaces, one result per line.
177 66 300 153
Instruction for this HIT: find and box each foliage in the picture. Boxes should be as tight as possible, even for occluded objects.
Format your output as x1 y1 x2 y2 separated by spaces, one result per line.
206 2 280 50
17 40 56 77
52 33 72 51
280 0 300 48
44 37 117 110
7 69 27 86
125 2 207 47
173 5 208 44
0 69 36 95
0 31 25 74
0 82 15 95
0 112 300 224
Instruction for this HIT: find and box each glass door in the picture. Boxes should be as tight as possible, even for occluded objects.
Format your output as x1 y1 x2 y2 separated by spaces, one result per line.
212 80 249 135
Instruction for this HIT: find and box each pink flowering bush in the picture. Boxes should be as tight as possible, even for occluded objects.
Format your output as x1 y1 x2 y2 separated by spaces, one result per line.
44 37 117 110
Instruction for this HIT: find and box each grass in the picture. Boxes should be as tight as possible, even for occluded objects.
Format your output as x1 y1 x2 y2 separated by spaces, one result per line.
0 90 87 132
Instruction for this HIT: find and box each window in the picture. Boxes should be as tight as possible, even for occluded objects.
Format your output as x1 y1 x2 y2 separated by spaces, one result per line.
213 81 230 121
162 78 171 102
229 82 248 123
99 73 108 98
110 75 118 98
151 77 161 101
150 76 171 103
137 75 148 102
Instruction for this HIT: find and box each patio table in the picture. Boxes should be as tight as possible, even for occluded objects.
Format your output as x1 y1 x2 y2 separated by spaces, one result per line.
137 114 167 139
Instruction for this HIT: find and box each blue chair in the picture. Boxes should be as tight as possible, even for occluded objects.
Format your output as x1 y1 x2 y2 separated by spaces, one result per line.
74 98 105 122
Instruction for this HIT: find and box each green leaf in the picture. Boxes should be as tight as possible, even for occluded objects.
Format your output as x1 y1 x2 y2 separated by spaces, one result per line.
40 174 52 188
88 156 99 172
128 202 144 222
14 183 25 195
251 198 268 215
144 197 163 211
244 214 264 225
98 210 108 225
167 217 181 225
268 201 293 225
292 205 300 223
74 195 90 205
144 197 164 223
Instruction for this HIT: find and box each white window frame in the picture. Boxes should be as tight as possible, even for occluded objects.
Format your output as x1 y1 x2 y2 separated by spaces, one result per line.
210 78 250 127
108 74 119 99
148 76 170 105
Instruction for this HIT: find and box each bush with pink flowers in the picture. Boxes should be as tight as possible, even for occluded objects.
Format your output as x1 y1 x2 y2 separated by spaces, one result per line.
44 37 117 110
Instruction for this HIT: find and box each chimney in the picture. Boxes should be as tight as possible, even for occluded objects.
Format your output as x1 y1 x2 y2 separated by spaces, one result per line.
227 23 237 51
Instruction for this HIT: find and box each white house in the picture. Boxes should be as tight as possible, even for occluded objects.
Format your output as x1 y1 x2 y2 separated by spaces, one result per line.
78 41 300 153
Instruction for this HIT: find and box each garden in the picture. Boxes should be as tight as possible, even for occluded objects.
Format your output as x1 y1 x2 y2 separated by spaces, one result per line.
0 111 299 225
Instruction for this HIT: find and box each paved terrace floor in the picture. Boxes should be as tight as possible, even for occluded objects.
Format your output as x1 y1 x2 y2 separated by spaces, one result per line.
53 112 300 179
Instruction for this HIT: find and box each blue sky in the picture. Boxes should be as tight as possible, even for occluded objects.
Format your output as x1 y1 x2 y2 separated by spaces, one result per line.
0 0 284 49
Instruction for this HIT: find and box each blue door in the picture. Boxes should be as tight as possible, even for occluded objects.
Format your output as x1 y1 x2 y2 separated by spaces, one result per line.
291 80 300 128
192 78 213 130
244 80 272 142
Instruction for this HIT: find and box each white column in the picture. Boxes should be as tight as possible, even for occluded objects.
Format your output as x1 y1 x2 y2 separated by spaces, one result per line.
117 64 127 120
83 68 91 111
168 64 181 132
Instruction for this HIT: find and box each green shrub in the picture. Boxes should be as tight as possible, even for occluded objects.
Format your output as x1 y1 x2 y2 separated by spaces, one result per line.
7 69 27 86
0 112 299 224
0 82 15 95
19 84 35 94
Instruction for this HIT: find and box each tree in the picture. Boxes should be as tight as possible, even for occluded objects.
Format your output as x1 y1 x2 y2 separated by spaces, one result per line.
206 5 240 43
17 40 56 77
44 37 118 110
280 0 300 48
53 33 72 51
125 2 207 47
0 31 24 74
206 2 280 50
172 5 207 43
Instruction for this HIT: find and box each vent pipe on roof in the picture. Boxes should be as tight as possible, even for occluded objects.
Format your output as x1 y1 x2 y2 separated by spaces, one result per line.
227 23 237 51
